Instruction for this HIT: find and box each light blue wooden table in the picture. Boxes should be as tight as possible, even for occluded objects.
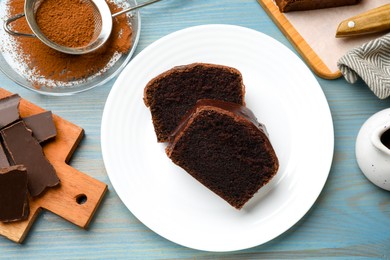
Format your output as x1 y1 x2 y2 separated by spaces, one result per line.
1 0 389 258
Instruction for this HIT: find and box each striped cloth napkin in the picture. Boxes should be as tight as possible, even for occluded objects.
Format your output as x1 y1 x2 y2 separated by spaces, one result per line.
337 33 390 99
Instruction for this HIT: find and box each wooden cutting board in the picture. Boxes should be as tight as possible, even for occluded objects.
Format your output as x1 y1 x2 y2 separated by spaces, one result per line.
257 0 388 79
257 0 336 79
0 88 108 243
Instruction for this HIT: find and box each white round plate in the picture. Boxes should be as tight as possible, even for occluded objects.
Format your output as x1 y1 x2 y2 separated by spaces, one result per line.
101 24 334 252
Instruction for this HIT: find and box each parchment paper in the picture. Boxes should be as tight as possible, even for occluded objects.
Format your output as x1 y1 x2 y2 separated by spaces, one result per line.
283 0 389 72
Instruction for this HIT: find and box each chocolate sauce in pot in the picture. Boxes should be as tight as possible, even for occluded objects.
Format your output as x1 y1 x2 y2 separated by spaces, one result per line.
380 128 390 149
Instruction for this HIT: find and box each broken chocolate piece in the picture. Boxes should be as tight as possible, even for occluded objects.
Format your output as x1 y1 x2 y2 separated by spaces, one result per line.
0 165 29 222
0 94 21 129
1 121 60 197
23 111 57 143
0 144 10 168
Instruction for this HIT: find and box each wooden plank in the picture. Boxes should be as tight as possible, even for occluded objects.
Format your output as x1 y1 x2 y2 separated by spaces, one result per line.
0 88 108 243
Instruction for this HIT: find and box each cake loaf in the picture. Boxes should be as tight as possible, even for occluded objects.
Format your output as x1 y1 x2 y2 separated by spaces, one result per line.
144 63 245 142
166 99 279 209
274 0 361 12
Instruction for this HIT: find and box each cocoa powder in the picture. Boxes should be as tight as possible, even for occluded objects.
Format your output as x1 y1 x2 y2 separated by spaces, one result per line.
6 0 132 86
36 0 96 48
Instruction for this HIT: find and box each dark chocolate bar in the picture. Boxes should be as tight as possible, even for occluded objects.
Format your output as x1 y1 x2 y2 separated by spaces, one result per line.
0 94 21 129
1 121 60 197
0 165 29 222
23 111 57 143
0 144 9 168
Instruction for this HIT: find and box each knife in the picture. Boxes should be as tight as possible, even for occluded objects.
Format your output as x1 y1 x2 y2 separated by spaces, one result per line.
336 4 390 38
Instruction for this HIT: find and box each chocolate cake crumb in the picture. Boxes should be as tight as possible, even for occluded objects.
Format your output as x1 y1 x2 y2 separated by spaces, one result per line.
166 99 279 209
144 63 245 142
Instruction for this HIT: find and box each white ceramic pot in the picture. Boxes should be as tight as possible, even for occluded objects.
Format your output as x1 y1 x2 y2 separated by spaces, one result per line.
356 108 390 191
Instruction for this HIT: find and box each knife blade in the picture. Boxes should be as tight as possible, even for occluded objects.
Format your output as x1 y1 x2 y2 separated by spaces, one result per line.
336 4 390 38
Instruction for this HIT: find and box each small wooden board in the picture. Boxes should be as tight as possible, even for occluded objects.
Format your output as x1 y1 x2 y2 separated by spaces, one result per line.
257 0 389 80
0 88 108 243
257 0 339 79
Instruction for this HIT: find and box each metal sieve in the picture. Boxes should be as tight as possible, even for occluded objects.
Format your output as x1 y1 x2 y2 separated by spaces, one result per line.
4 0 162 55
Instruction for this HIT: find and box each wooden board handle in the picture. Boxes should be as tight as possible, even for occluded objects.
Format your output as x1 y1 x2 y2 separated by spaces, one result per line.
0 162 107 243
36 161 107 228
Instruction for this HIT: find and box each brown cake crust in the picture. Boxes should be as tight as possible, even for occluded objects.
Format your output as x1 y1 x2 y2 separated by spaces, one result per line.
274 0 361 12
144 63 245 142
166 99 279 209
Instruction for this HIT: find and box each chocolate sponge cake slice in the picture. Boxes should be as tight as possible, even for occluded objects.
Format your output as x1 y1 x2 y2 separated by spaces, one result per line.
144 63 245 142
166 99 279 209
274 0 360 12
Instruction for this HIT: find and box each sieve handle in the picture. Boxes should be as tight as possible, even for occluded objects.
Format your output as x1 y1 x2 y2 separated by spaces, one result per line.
112 0 163 18
4 13 36 38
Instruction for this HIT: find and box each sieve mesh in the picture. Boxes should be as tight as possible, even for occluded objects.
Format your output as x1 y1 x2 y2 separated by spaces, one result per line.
26 0 108 55
81 0 104 43
17 0 161 55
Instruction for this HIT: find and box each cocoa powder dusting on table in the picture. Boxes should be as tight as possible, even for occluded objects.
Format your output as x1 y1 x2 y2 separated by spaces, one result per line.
6 0 132 86
36 0 96 48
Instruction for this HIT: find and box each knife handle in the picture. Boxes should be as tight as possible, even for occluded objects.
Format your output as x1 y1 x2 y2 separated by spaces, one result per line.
336 4 390 38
